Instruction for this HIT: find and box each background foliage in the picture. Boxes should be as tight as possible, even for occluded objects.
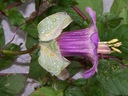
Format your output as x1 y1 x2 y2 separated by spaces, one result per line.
0 0 128 96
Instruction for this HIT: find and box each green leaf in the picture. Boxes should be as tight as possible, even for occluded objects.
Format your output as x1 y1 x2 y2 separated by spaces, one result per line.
2 43 20 59
56 80 69 90
65 86 85 96
82 77 110 96
97 23 128 58
7 8 25 27
26 36 48 80
67 61 82 77
0 43 20 70
0 22 5 48
2 0 20 6
76 0 103 15
98 13 122 29
22 19 38 39
81 60 128 96
109 25 128 58
25 35 38 50
30 87 63 96
0 74 26 96
97 59 128 95
0 1 6 10
97 14 123 42
46 6 85 29
0 60 14 71
111 0 128 15
73 78 87 87
29 56 48 80
119 8 128 25
97 22 107 40
57 0 78 6
21 0 26 3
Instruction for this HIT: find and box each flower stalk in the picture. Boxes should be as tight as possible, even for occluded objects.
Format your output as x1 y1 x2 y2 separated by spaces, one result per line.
0 44 40 55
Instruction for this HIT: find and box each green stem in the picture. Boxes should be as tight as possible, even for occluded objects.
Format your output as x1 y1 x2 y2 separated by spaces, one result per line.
72 6 87 20
6 1 22 9
0 1 22 15
0 44 40 55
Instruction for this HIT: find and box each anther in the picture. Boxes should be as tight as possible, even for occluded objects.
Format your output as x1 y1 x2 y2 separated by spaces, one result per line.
108 39 118 44
111 47 121 53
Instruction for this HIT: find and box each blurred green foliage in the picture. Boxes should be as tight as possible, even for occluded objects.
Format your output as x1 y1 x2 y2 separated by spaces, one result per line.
1 0 128 96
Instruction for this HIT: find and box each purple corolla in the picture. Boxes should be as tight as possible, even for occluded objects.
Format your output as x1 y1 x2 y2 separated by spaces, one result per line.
57 7 99 78
37 6 120 79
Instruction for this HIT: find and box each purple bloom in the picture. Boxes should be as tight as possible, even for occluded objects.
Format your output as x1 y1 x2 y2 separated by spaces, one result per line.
57 7 99 78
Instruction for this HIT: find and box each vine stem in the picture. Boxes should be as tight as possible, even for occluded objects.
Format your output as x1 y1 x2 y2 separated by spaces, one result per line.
0 44 40 55
0 27 18 51
0 1 39 55
6 1 22 9
0 1 22 15
0 1 24 50
99 54 128 67
72 6 87 20
0 73 28 76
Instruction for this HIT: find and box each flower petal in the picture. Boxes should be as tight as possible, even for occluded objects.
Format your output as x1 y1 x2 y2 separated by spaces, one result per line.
38 12 73 80
86 6 96 25
38 40 70 78
57 7 99 78
84 7 99 78
38 12 73 41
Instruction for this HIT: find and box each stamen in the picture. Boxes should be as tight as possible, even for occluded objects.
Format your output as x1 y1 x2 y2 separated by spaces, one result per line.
113 42 122 47
111 47 122 53
98 38 122 54
98 42 111 54
107 39 118 44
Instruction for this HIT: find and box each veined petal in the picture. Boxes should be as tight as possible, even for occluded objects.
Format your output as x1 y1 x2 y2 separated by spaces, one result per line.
84 7 99 78
86 6 96 24
57 7 99 78
38 12 73 41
